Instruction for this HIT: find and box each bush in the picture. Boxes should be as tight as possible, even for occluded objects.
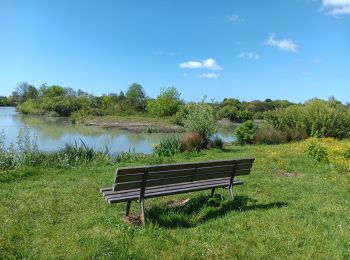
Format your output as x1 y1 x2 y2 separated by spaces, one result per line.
283 128 307 142
180 132 203 152
234 120 257 145
253 126 307 145
265 98 350 139
146 87 182 117
154 136 181 157
56 140 111 167
343 149 350 159
0 130 16 171
253 127 285 145
208 136 224 149
305 139 329 162
16 127 43 166
184 101 217 142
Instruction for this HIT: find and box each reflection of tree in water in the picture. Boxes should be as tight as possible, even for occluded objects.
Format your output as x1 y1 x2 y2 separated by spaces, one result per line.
123 132 173 146
217 125 237 138
15 114 176 153
18 115 114 140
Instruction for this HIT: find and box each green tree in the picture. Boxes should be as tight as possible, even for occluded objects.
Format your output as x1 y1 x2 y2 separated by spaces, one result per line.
15 82 38 102
42 85 65 98
146 87 182 117
125 83 146 112
184 101 217 142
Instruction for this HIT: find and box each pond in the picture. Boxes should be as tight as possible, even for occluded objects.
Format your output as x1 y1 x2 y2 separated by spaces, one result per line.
0 107 236 154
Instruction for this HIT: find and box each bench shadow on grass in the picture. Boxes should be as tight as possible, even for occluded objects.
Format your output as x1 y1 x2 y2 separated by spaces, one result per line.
146 195 288 228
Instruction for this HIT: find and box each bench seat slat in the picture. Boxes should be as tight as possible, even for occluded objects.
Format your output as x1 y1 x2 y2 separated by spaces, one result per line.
105 177 233 198
105 179 244 203
114 171 232 191
107 177 232 199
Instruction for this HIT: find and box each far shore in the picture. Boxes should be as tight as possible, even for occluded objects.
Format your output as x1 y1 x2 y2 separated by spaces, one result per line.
84 116 185 133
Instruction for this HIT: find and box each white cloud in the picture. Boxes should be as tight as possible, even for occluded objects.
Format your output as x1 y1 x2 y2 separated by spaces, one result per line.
200 73 220 79
322 0 350 15
238 52 261 60
312 58 321 64
228 15 243 23
179 58 222 70
265 33 298 53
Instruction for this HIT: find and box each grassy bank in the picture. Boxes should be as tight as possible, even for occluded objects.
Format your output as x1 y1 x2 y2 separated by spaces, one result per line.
1 140 350 259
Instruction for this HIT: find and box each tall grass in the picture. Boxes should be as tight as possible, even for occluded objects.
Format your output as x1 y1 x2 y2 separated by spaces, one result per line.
56 140 111 167
264 98 350 139
180 132 203 152
154 136 181 157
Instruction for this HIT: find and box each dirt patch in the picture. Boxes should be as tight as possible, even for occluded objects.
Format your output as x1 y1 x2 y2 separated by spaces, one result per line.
124 214 142 225
165 198 190 208
280 172 300 177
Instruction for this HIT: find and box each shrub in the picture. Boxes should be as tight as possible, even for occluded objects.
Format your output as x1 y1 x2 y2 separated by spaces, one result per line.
208 136 224 149
253 127 285 145
305 139 329 162
343 149 350 159
0 130 16 170
217 105 237 121
154 136 181 157
56 140 111 167
234 120 257 145
16 127 43 166
283 128 307 142
184 101 217 142
146 87 182 117
265 98 350 139
180 132 204 152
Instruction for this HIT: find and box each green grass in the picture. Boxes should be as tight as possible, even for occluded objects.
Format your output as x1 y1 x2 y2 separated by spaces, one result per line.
1 143 350 259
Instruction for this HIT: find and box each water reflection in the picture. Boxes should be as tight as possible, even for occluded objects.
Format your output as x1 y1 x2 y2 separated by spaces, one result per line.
0 107 236 154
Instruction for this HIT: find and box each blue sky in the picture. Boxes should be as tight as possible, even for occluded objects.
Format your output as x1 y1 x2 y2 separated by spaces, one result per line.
0 0 349 102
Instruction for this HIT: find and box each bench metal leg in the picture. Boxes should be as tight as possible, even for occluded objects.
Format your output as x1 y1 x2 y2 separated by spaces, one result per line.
228 185 235 200
210 188 215 197
139 198 145 226
125 201 132 216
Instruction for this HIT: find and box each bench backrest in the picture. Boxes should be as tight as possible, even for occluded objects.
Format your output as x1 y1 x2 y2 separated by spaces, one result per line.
113 158 254 192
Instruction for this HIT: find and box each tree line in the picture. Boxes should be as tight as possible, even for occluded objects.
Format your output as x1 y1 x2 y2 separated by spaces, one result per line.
3 82 298 124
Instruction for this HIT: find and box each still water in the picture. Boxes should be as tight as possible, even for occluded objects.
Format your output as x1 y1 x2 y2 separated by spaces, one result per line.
0 107 235 154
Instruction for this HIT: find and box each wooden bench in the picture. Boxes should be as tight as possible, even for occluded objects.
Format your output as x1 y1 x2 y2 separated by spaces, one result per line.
101 158 255 225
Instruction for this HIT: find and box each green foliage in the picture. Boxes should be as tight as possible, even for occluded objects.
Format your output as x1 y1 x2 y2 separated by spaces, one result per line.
147 87 182 117
253 126 307 145
343 149 350 159
208 136 224 149
154 136 181 157
0 130 16 170
234 120 257 145
184 101 217 141
217 105 237 121
253 126 285 145
125 83 146 112
16 127 43 166
265 98 350 139
0 96 16 106
56 141 111 167
217 98 292 122
305 139 329 162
